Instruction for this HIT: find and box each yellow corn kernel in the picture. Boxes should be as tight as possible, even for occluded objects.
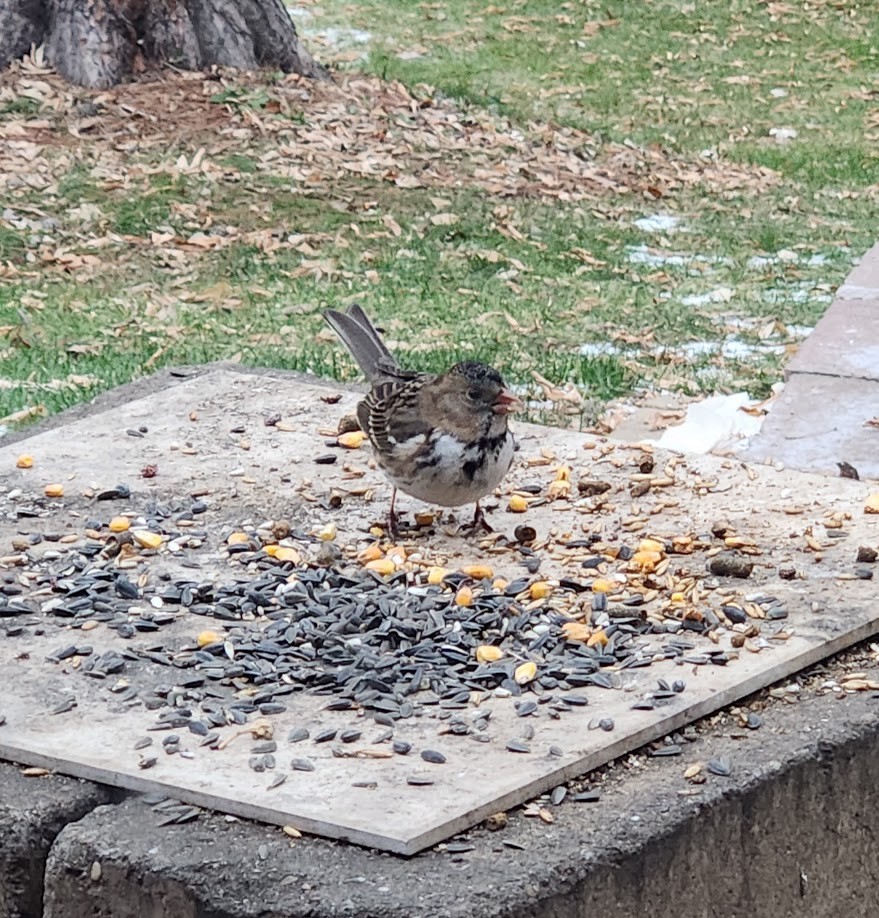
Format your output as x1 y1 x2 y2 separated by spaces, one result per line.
16 455 33 469
514 661 537 685
358 544 383 563
338 431 366 449
508 494 529 513
455 585 474 607
671 591 685 603
547 478 571 499
492 578 509 592
197 630 220 648
476 645 503 663
317 522 337 542
639 538 665 553
227 531 249 545
587 628 608 648
273 547 301 563
591 578 614 593
561 622 590 642
427 566 449 585
108 516 130 533
132 530 163 550
44 483 64 498
529 581 553 600
365 558 396 576
461 564 493 580
631 549 662 571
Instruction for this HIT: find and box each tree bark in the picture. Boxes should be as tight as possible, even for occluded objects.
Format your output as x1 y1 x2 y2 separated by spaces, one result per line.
0 0 327 88
0 0 47 70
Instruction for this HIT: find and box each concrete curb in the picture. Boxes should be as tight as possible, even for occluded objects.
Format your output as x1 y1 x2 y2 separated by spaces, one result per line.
36 684 879 918
0 765 113 918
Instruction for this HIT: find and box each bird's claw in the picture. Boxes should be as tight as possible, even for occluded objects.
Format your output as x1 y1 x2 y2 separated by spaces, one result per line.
460 503 493 536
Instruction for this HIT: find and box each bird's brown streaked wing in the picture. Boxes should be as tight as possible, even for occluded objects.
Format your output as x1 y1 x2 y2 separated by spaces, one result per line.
361 377 432 453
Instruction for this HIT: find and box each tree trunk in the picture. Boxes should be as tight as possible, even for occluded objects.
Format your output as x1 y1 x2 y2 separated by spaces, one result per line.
0 0 47 70
0 0 328 88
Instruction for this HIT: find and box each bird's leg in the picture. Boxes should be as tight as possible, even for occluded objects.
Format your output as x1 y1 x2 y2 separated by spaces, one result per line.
387 487 399 539
466 500 494 535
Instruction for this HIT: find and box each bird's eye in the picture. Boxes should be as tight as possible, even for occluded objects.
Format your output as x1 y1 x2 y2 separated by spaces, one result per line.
467 387 481 401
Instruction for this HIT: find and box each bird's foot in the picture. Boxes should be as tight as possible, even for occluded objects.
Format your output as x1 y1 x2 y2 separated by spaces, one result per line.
460 502 494 535
386 508 400 540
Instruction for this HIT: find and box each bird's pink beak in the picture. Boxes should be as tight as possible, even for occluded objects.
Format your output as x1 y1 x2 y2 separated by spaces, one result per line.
493 388 523 415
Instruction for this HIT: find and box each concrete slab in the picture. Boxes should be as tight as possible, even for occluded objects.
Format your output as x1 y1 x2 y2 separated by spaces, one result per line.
0 763 112 918
785 298 879 382
837 241 879 298
40 676 879 918
744 242 879 478
2 366 878 854
740 374 879 480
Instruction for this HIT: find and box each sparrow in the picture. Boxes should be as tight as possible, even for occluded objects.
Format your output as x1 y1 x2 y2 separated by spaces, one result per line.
323 304 522 534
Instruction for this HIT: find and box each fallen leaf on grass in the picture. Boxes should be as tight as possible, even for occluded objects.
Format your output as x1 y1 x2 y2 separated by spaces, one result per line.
531 371 585 406
0 405 46 425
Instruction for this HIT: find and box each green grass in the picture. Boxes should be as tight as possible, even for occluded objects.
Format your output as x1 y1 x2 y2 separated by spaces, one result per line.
0 0 876 427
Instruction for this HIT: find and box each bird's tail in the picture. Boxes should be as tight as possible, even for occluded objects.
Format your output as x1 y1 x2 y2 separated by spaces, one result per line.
323 304 398 382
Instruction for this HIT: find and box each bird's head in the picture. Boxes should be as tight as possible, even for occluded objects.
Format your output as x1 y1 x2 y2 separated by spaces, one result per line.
431 361 523 430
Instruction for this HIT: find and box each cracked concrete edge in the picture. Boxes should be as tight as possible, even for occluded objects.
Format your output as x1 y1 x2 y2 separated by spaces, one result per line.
0 363 352 451
0 764 115 918
37 682 879 918
785 240 879 383
838 240 879 298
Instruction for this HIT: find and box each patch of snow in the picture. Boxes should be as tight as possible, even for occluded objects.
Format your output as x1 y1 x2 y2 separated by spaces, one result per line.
770 88 788 98
721 315 758 330
313 27 373 48
657 393 768 454
747 255 776 269
762 288 831 305
762 288 811 304
627 245 731 268
680 287 735 307
806 253 827 266
747 248 801 269
677 341 716 358
285 6 313 19
786 324 814 338
633 214 683 234
673 338 786 361
579 342 621 358
769 126 798 143
721 339 786 359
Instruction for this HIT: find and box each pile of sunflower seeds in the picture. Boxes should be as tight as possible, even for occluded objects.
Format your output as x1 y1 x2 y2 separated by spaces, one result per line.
4 549 715 721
